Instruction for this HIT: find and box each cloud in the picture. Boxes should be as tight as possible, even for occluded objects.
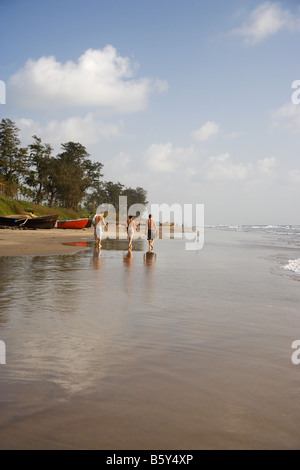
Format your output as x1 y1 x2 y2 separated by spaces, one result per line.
105 152 131 174
205 153 253 181
16 113 125 151
144 142 195 173
232 2 300 45
225 131 244 139
192 121 220 142
288 169 300 184
8 46 168 112
257 156 278 177
271 102 300 131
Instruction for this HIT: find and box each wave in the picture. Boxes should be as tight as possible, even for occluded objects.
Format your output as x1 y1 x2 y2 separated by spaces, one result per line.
283 259 300 274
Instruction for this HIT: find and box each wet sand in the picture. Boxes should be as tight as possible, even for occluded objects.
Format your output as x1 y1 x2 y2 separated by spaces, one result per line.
0 227 97 256
0 225 183 256
1 229 300 450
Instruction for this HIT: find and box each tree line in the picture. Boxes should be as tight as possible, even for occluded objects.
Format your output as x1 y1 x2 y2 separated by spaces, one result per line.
0 118 147 213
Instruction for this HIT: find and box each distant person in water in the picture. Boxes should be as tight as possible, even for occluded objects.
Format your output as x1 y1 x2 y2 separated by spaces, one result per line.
94 213 108 248
146 214 157 251
127 215 140 250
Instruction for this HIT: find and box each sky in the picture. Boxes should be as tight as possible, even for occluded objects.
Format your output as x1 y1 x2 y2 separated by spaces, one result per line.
1 0 300 225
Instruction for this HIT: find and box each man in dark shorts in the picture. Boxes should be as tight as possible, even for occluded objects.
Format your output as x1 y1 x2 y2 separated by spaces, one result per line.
147 214 157 251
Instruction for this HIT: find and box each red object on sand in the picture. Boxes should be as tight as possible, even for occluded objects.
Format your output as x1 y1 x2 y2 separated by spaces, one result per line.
57 218 90 229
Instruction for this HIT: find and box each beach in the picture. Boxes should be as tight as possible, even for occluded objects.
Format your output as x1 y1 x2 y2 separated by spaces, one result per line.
0 224 186 257
0 225 141 257
0 227 300 450
0 227 95 256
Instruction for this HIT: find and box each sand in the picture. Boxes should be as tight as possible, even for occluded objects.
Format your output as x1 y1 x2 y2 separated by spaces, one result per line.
1 229 300 449
0 225 185 256
0 227 98 256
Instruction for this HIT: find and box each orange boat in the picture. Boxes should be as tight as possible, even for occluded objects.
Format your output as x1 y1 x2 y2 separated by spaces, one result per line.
57 218 90 229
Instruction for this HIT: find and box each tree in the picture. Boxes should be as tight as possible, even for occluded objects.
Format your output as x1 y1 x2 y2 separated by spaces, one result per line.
44 157 61 208
87 182 148 218
0 118 28 190
100 181 125 213
122 186 148 211
26 135 54 204
0 118 148 213
55 142 103 210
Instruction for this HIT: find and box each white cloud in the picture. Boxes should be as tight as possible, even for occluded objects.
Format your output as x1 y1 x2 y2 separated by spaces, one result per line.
192 121 220 141
205 153 253 181
144 142 195 173
271 102 300 131
106 152 131 174
8 46 168 112
288 169 300 184
225 131 244 139
232 2 300 45
257 156 278 178
16 113 125 151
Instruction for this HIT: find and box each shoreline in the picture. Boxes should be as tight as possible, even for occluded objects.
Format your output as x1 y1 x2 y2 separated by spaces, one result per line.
0 225 189 257
0 227 98 257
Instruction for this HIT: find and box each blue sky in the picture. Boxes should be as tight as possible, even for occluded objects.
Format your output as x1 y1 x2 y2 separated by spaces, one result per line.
1 0 300 224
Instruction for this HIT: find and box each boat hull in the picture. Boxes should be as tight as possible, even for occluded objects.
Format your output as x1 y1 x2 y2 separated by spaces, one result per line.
23 215 58 229
57 218 89 229
0 216 27 227
0 215 58 229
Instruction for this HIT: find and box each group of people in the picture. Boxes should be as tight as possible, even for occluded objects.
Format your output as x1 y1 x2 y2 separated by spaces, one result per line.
92 212 158 251
127 214 157 251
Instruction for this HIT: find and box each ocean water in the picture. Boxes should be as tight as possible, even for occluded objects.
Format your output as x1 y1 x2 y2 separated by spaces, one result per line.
0 228 300 449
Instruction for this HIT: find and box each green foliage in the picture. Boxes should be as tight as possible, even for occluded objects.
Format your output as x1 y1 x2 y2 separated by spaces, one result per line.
54 141 103 210
0 195 90 219
27 135 54 204
0 119 29 185
0 118 148 214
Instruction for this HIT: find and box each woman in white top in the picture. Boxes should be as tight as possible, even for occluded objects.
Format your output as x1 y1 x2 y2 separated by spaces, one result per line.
94 213 108 249
127 215 140 250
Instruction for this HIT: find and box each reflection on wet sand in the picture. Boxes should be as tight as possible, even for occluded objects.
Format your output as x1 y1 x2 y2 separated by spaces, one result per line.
92 246 103 269
123 250 133 267
2 232 300 449
144 250 157 267
102 239 145 251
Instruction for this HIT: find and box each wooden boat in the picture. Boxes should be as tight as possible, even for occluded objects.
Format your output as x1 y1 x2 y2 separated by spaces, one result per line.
57 218 90 229
0 215 27 227
0 214 58 229
21 215 58 229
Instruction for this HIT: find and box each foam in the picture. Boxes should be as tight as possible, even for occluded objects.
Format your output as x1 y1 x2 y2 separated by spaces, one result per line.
283 259 300 274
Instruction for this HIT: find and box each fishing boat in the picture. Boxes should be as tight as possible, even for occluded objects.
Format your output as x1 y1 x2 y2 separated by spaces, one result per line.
0 214 58 229
57 218 90 229
0 215 27 227
21 215 58 229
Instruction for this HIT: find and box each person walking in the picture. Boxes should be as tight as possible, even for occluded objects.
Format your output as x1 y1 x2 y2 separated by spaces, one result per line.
127 215 140 250
146 214 157 251
94 213 108 249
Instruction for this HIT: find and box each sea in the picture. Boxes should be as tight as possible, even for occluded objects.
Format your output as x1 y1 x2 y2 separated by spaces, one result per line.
0 225 300 450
